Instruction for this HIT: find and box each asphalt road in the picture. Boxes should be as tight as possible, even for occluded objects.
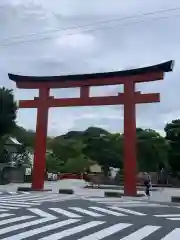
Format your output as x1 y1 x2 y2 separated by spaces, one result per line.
0 192 179 239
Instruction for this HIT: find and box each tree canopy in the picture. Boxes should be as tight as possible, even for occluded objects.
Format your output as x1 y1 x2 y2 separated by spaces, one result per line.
0 87 17 139
164 119 180 173
43 126 170 174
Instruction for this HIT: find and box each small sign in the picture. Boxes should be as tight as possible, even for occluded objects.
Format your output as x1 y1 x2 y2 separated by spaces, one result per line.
25 168 31 176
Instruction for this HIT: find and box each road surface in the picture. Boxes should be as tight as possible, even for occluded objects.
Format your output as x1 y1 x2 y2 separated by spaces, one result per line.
0 192 179 239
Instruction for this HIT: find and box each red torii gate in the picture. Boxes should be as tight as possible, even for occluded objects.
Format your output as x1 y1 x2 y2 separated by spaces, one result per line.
9 60 174 196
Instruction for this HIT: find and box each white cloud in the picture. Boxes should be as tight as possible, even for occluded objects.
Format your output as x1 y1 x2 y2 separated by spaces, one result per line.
55 33 95 49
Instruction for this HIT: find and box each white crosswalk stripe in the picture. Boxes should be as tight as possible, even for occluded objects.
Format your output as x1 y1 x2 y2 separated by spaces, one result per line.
0 208 56 236
154 214 180 221
89 206 126 216
83 197 168 208
77 222 132 240
0 213 15 218
69 207 104 217
50 208 82 218
0 215 35 227
39 221 105 240
0 211 178 239
0 206 19 210
161 228 180 239
119 225 161 239
0 192 78 208
36 206 145 218
109 206 146 216
0 209 9 212
4 219 80 240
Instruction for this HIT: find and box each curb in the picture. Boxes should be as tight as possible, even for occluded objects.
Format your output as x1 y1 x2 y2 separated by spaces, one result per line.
17 187 52 192
59 189 74 194
104 191 145 198
85 185 158 191
171 196 180 203
104 191 122 198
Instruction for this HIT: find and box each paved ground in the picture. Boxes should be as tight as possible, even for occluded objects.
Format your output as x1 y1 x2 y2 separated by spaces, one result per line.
0 192 179 239
1 180 180 201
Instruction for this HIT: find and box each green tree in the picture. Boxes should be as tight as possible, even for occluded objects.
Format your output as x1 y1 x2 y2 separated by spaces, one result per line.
137 128 168 172
46 152 63 172
164 119 180 173
63 155 90 173
83 133 123 175
50 138 84 163
0 87 17 139
11 126 36 149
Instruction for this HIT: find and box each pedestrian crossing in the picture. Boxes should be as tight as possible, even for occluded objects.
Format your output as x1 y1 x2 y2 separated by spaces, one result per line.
0 192 78 209
0 210 178 239
47 205 146 217
0 191 30 195
0 192 169 210
82 197 168 208
26 205 147 219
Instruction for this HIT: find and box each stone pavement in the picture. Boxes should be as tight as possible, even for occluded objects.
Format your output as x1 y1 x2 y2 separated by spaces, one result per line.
1 180 180 202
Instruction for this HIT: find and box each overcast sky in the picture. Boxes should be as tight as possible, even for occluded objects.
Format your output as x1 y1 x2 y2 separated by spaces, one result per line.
0 0 179 136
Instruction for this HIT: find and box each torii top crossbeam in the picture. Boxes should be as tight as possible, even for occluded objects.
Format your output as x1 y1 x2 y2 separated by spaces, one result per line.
9 60 174 88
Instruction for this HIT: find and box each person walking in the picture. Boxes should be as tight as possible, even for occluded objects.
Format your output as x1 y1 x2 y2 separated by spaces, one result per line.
143 172 151 197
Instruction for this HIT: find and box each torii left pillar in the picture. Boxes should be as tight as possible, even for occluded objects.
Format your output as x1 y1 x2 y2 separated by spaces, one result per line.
31 87 50 190
123 81 137 196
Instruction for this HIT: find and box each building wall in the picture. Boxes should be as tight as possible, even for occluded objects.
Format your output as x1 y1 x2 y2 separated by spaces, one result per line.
89 164 102 173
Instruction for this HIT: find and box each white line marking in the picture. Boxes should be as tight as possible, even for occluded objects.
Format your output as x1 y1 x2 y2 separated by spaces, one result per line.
31 196 74 203
50 208 82 218
89 206 126 216
104 203 165 208
19 192 30 194
154 214 180 217
39 221 105 240
0 215 34 227
83 198 121 201
0 213 56 236
77 222 132 240
0 206 19 210
69 207 104 217
109 206 146 216
24 195 75 203
0 193 75 202
161 228 180 239
0 202 32 207
119 225 161 239
0 213 15 218
0 200 40 206
167 218 180 220
4 219 80 240
18 195 62 201
27 208 56 219
97 201 148 204
0 193 54 201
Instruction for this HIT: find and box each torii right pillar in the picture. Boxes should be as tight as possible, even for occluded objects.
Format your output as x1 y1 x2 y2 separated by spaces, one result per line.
123 61 174 196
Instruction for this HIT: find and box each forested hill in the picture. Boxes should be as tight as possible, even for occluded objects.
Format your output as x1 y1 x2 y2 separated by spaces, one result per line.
10 121 180 174
11 126 110 148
